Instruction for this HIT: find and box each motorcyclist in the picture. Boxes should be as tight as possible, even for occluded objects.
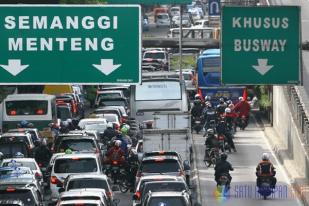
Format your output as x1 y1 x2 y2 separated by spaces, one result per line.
120 125 133 145
203 102 217 131
214 153 234 186
216 118 237 152
34 138 52 166
224 107 238 132
234 96 251 128
106 140 125 165
216 98 227 116
204 129 219 161
256 153 277 188
125 144 139 190
102 122 117 143
111 132 129 157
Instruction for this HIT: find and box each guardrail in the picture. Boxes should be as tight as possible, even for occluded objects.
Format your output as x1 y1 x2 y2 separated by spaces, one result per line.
285 86 309 144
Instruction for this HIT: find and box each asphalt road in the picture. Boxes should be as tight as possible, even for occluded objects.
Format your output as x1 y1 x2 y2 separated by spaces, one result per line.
193 118 304 206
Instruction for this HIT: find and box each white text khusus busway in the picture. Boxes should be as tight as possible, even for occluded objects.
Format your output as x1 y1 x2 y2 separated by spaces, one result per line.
4 16 118 52
231 17 290 52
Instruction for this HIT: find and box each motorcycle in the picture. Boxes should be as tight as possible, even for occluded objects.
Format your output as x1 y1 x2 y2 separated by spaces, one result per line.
118 163 138 193
204 147 220 167
257 176 274 200
217 173 231 194
192 116 203 134
106 160 121 184
217 135 231 153
237 115 248 130
38 162 49 189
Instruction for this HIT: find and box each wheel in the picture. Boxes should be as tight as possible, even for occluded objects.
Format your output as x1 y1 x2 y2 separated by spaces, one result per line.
263 195 267 200
119 181 129 193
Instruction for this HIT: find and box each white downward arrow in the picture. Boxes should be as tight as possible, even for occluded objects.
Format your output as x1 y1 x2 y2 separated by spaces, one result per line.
0 59 29 76
92 59 121 75
252 59 273 75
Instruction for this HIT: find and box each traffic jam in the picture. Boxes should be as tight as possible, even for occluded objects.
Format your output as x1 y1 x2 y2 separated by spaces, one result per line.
0 1 272 206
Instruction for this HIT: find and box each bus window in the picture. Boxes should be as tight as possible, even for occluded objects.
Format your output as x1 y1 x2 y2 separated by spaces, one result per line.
6 100 48 116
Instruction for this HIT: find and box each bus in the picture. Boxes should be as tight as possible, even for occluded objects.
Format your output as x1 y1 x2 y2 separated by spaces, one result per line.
2 94 57 132
196 49 245 105
130 72 189 127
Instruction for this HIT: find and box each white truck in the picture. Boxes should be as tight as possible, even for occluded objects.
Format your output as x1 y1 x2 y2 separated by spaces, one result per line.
141 111 193 185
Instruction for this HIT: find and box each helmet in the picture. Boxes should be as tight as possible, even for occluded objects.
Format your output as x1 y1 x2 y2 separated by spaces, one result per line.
205 95 211 101
228 103 235 109
219 98 225 104
115 140 122 147
239 97 244 101
65 149 72 154
225 108 231 113
127 144 132 150
194 94 201 100
120 127 129 135
262 153 270 161
14 152 24 158
107 122 113 128
0 152 3 160
220 153 228 160
207 128 214 135
226 100 232 105
122 124 130 131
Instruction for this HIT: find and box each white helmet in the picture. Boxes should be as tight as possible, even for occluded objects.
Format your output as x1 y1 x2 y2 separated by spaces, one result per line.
225 108 231 113
115 140 122 147
107 122 113 128
262 153 270 161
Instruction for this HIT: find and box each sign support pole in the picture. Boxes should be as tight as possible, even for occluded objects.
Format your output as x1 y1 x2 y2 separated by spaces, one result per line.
179 4 183 81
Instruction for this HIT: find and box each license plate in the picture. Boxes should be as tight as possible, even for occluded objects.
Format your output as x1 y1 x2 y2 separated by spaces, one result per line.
195 121 201 124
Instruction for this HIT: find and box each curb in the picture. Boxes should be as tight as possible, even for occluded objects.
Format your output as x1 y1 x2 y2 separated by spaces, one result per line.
191 133 202 205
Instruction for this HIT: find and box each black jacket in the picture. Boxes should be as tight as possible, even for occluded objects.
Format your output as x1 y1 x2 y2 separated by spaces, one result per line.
215 160 233 176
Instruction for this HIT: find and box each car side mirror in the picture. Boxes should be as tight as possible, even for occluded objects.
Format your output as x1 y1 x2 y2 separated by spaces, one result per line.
58 188 65 193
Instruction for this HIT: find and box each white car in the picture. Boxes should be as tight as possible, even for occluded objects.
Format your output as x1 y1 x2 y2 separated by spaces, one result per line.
1 158 43 185
156 13 170 27
57 199 105 206
49 153 103 202
169 7 180 17
193 19 209 28
78 118 108 130
171 15 192 28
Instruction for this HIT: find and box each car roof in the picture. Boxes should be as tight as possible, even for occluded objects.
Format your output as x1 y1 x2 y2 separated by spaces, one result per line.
54 153 98 160
142 155 179 161
138 175 182 181
8 128 38 133
79 118 107 123
2 158 37 163
148 191 188 197
67 173 108 180
61 136 95 141
60 188 106 197
97 90 123 94
59 199 102 205
1 133 30 137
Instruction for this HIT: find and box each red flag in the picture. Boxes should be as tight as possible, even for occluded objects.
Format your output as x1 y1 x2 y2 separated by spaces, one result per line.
198 88 204 102
242 88 248 101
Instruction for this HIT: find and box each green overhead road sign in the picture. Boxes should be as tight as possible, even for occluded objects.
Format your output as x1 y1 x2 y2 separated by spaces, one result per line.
221 6 301 85
107 0 191 4
0 5 141 84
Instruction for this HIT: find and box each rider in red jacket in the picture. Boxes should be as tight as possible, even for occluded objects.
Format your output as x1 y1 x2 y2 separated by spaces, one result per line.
233 97 251 118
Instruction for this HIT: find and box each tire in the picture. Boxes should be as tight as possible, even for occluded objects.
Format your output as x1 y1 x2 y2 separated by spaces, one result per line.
118 174 129 193
264 195 267 200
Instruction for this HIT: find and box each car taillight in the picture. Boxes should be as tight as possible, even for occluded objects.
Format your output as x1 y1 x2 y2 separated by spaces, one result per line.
50 176 61 184
121 117 127 123
6 187 16 192
35 172 42 178
38 163 43 167
134 191 141 200
112 161 118 165
106 191 112 198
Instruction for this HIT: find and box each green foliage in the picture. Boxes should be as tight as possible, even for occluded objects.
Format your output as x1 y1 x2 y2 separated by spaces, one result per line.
59 0 105 4
257 85 271 109
169 54 196 71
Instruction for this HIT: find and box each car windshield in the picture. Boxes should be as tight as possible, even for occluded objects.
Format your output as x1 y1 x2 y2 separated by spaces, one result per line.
142 182 186 197
0 136 30 145
61 196 101 201
54 158 98 173
99 100 126 107
78 120 106 129
67 179 108 191
57 107 72 121
6 100 48 116
0 190 35 206
157 14 168 19
2 161 37 170
84 124 107 132
58 139 96 152
144 52 165 60
141 160 180 173
149 197 186 206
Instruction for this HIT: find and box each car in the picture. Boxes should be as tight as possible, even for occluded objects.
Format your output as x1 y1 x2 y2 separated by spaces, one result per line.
7 128 40 146
54 136 101 154
0 132 35 157
169 7 180 17
139 180 191 206
56 95 78 116
78 118 108 130
171 15 192 28
49 153 103 202
176 69 196 90
155 13 170 27
192 19 209 28
97 85 130 99
133 175 186 206
57 104 73 122
0 200 25 206
56 199 106 206
135 155 185 184
1 158 43 187
0 185 44 206
60 173 114 206
142 191 192 206
57 189 109 206
95 90 126 107
143 50 169 71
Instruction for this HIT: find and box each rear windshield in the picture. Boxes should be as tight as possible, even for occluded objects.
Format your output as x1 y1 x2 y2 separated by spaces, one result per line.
149 197 186 206
57 107 72 121
60 204 98 206
0 136 30 145
2 161 37 170
142 182 186 197
61 196 100 201
144 52 165 60
0 190 35 206
67 179 108 191
99 100 126 107
97 93 122 99
58 139 96 152
0 144 28 158
141 160 180 173
54 158 98 173
6 100 48 116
